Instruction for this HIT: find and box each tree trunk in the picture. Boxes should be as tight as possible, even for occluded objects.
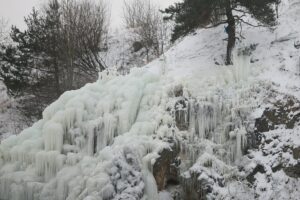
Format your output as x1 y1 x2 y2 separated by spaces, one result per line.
146 48 149 62
54 61 61 97
225 3 236 65
276 0 279 18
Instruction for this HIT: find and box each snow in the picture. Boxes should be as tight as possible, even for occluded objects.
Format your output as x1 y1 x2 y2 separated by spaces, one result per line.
235 127 300 200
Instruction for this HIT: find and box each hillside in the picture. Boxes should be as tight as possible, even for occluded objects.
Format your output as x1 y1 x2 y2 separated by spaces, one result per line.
1 0 300 200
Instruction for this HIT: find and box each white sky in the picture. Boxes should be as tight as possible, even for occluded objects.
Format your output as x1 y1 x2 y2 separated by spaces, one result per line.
0 0 178 31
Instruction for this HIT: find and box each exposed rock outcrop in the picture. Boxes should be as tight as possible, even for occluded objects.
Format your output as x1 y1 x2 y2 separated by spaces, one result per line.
153 138 180 191
181 166 225 200
175 98 189 131
246 164 266 184
255 96 300 133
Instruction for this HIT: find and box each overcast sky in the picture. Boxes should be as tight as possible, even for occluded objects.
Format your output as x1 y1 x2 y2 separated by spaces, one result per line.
0 0 178 31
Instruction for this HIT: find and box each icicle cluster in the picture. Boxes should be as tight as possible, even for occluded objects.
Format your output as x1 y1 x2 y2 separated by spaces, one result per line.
180 55 252 162
0 53 257 199
0 68 174 200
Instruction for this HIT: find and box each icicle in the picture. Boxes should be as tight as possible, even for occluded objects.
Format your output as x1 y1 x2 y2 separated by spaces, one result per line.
0 54 258 199
86 118 103 155
98 113 117 151
43 121 64 152
235 128 247 161
142 154 159 200
35 151 65 181
86 123 96 156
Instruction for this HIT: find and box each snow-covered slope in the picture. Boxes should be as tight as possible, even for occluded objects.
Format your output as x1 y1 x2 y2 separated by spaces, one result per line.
100 30 148 74
1 0 300 199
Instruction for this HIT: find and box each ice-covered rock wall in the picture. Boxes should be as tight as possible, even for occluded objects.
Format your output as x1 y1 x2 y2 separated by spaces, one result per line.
0 68 175 200
0 54 257 200
176 55 252 162
170 54 261 199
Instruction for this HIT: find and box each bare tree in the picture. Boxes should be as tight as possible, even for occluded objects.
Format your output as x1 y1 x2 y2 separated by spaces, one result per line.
59 0 109 90
123 0 143 29
75 0 108 75
0 0 109 119
123 0 169 61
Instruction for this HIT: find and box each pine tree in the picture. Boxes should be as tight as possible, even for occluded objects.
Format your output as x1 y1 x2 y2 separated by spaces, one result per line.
163 0 280 64
0 44 31 95
3 7 61 99
0 0 108 118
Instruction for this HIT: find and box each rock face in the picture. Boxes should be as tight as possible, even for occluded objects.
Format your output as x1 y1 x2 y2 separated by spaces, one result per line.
244 128 300 188
255 96 300 133
181 167 225 200
293 147 300 159
173 84 190 131
284 164 300 178
175 98 189 131
284 141 300 179
250 96 300 149
242 95 300 193
152 138 180 191
181 172 207 200
246 164 266 184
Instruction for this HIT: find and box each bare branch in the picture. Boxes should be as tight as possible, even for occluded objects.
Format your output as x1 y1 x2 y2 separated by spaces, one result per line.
203 20 228 29
238 18 265 27
232 8 251 14
122 0 170 61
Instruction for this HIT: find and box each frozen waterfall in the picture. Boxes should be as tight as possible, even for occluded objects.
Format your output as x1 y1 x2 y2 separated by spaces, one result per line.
0 54 255 199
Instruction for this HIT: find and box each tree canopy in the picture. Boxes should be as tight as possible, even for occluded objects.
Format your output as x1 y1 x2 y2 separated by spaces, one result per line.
0 0 108 118
163 0 280 64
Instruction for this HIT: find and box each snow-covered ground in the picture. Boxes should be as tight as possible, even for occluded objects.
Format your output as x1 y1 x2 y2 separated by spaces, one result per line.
1 0 300 199
101 24 173 75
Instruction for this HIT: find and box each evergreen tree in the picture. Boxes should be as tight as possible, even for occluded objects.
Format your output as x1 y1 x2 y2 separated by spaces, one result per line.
0 7 61 98
0 0 108 118
163 0 280 64
0 44 31 95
